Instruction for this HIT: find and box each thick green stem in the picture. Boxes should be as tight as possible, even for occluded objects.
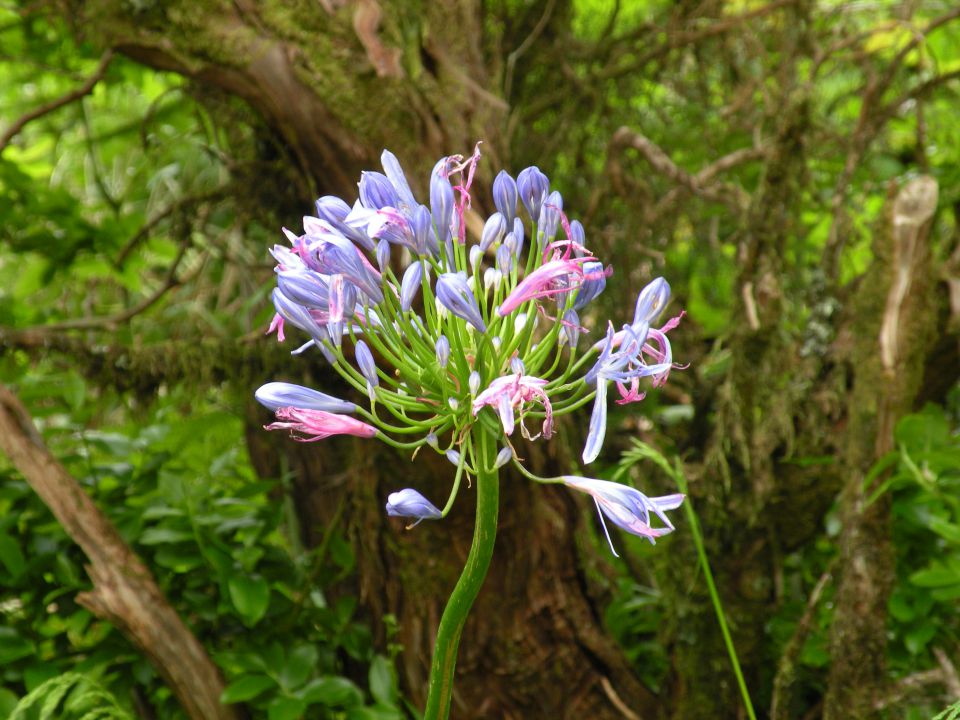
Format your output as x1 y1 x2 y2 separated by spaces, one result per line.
423 429 499 720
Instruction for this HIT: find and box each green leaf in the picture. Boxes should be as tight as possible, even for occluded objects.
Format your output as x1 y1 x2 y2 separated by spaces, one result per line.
0 627 35 664
228 575 270 625
904 622 937 655
220 674 276 704
268 696 307 720
368 655 397 706
910 563 960 588
139 527 194 545
0 532 26 577
888 591 914 623
0 687 19 717
298 676 363 707
926 516 960 545
279 645 318 691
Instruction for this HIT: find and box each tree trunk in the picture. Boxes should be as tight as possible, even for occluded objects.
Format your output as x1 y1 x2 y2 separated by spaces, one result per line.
824 177 939 719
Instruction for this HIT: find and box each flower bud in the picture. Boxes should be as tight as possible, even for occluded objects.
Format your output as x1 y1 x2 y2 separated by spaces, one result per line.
446 449 461 466
436 335 450 368
359 171 399 210
480 212 506 252
430 158 454 243
538 190 563 243
512 218 525 259
493 171 518 224
469 245 482 272
400 261 422 312
386 489 442 526
510 356 525 375
494 446 513 469
376 239 391 272
496 244 513 275
517 166 549 220
469 371 481 396
355 339 378 388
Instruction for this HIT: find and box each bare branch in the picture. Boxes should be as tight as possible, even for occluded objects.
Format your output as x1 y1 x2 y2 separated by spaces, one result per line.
40 238 195 332
0 49 115 153
770 563 835 719
610 126 762 213
599 0 800 82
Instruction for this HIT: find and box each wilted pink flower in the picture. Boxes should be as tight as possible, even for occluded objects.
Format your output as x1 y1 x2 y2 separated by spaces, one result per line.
265 407 377 441
472 373 554 440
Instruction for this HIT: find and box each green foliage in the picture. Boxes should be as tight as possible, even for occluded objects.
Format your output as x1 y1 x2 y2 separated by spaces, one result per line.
0 353 403 719
873 405 960 683
8 674 132 720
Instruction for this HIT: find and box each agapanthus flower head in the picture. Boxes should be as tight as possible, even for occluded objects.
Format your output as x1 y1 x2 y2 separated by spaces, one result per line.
256 144 684 553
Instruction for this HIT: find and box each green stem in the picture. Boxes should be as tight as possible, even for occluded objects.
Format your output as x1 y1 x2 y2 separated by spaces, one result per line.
423 428 499 720
674 465 757 720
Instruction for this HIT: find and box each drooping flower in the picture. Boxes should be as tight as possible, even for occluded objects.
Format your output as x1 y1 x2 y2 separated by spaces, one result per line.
255 382 356 414
386 489 443 526
472 373 554 440
264 407 377 441
563 476 684 555
497 258 607 316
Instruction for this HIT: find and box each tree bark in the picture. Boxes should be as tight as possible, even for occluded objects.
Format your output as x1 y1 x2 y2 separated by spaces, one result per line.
824 177 940 719
0 384 238 720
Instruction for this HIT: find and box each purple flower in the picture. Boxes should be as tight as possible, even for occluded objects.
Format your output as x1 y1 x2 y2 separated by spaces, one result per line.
435 335 450 368
271 288 328 342
380 149 418 212
276 268 330 310
480 212 506 252
430 158 455 244
573 260 607 310
400 261 422 312
386 489 443 526
436 273 486 332
517 166 549 220
561 308 582 348
632 276 671 325
314 197 374 251
255 382 356 414
498 258 606 316
493 170 518 224
538 190 563 243
563 476 684 555
512 218 525 259
376 239 391 272
355 339 378 397
359 171 400 210
300 231 384 304
412 204 437 256
496 244 513 275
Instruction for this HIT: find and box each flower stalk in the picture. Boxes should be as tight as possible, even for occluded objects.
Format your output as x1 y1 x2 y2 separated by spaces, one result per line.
424 428 499 719
254 145 688 717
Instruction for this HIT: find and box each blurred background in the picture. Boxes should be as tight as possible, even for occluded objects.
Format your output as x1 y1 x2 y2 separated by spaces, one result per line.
1 1 959 718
